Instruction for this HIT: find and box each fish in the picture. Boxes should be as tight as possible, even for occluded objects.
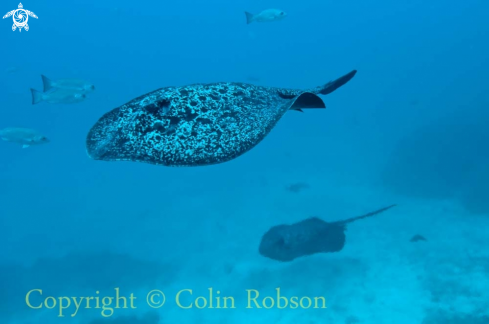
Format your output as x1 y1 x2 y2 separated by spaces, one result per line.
258 205 397 262
41 75 95 93
286 182 310 193
86 70 357 167
0 127 49 148
245 9 287 24
410 234 427 242
30 88 86 105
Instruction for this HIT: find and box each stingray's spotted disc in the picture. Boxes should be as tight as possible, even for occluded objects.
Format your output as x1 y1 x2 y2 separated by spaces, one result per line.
86 70 357 167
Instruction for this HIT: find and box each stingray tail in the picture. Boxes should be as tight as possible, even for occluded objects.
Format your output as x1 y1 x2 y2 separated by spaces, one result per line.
279 70 357 112
314 70 357 95
336 204 396 225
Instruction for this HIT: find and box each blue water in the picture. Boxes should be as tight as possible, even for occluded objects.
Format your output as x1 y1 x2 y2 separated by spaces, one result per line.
1 0 488 323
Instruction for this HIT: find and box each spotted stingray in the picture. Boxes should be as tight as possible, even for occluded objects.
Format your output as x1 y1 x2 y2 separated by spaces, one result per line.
86 70 357 167
259 204 396 262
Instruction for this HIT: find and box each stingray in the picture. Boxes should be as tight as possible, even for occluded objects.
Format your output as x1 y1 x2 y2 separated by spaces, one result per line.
85 70 357 167
258 204 396 262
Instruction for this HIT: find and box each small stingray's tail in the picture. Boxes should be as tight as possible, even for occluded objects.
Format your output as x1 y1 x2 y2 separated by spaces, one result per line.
336 204 396 225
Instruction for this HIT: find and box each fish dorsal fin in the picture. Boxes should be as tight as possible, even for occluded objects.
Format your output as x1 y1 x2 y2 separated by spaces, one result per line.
333 204 397 226
285 92 326 112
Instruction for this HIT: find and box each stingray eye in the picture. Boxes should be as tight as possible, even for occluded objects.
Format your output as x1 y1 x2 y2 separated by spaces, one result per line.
280 12 284 15
277 236 288 248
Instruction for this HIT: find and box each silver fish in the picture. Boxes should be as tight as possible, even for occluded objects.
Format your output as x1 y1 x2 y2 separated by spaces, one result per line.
41 75 95 93
245 9 287 24
30 88 86 105
0 127 49 148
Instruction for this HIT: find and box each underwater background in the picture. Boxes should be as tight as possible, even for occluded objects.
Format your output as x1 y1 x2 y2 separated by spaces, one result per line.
1 0 489 323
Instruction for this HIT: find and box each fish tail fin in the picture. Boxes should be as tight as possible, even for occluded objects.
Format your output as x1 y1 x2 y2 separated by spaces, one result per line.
41 75 55 92
31 88 43 105
336 204 397 225
245 12 254 24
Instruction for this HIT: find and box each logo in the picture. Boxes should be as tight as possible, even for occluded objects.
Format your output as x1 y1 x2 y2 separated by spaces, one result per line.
3 3 37 32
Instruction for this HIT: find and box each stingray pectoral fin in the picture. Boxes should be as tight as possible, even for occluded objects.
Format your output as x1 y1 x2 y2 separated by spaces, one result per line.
319 70 357 95
288 92 325 112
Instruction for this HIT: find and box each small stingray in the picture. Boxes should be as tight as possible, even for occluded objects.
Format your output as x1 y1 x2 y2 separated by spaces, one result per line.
410 234 427 242
259 205 396 262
